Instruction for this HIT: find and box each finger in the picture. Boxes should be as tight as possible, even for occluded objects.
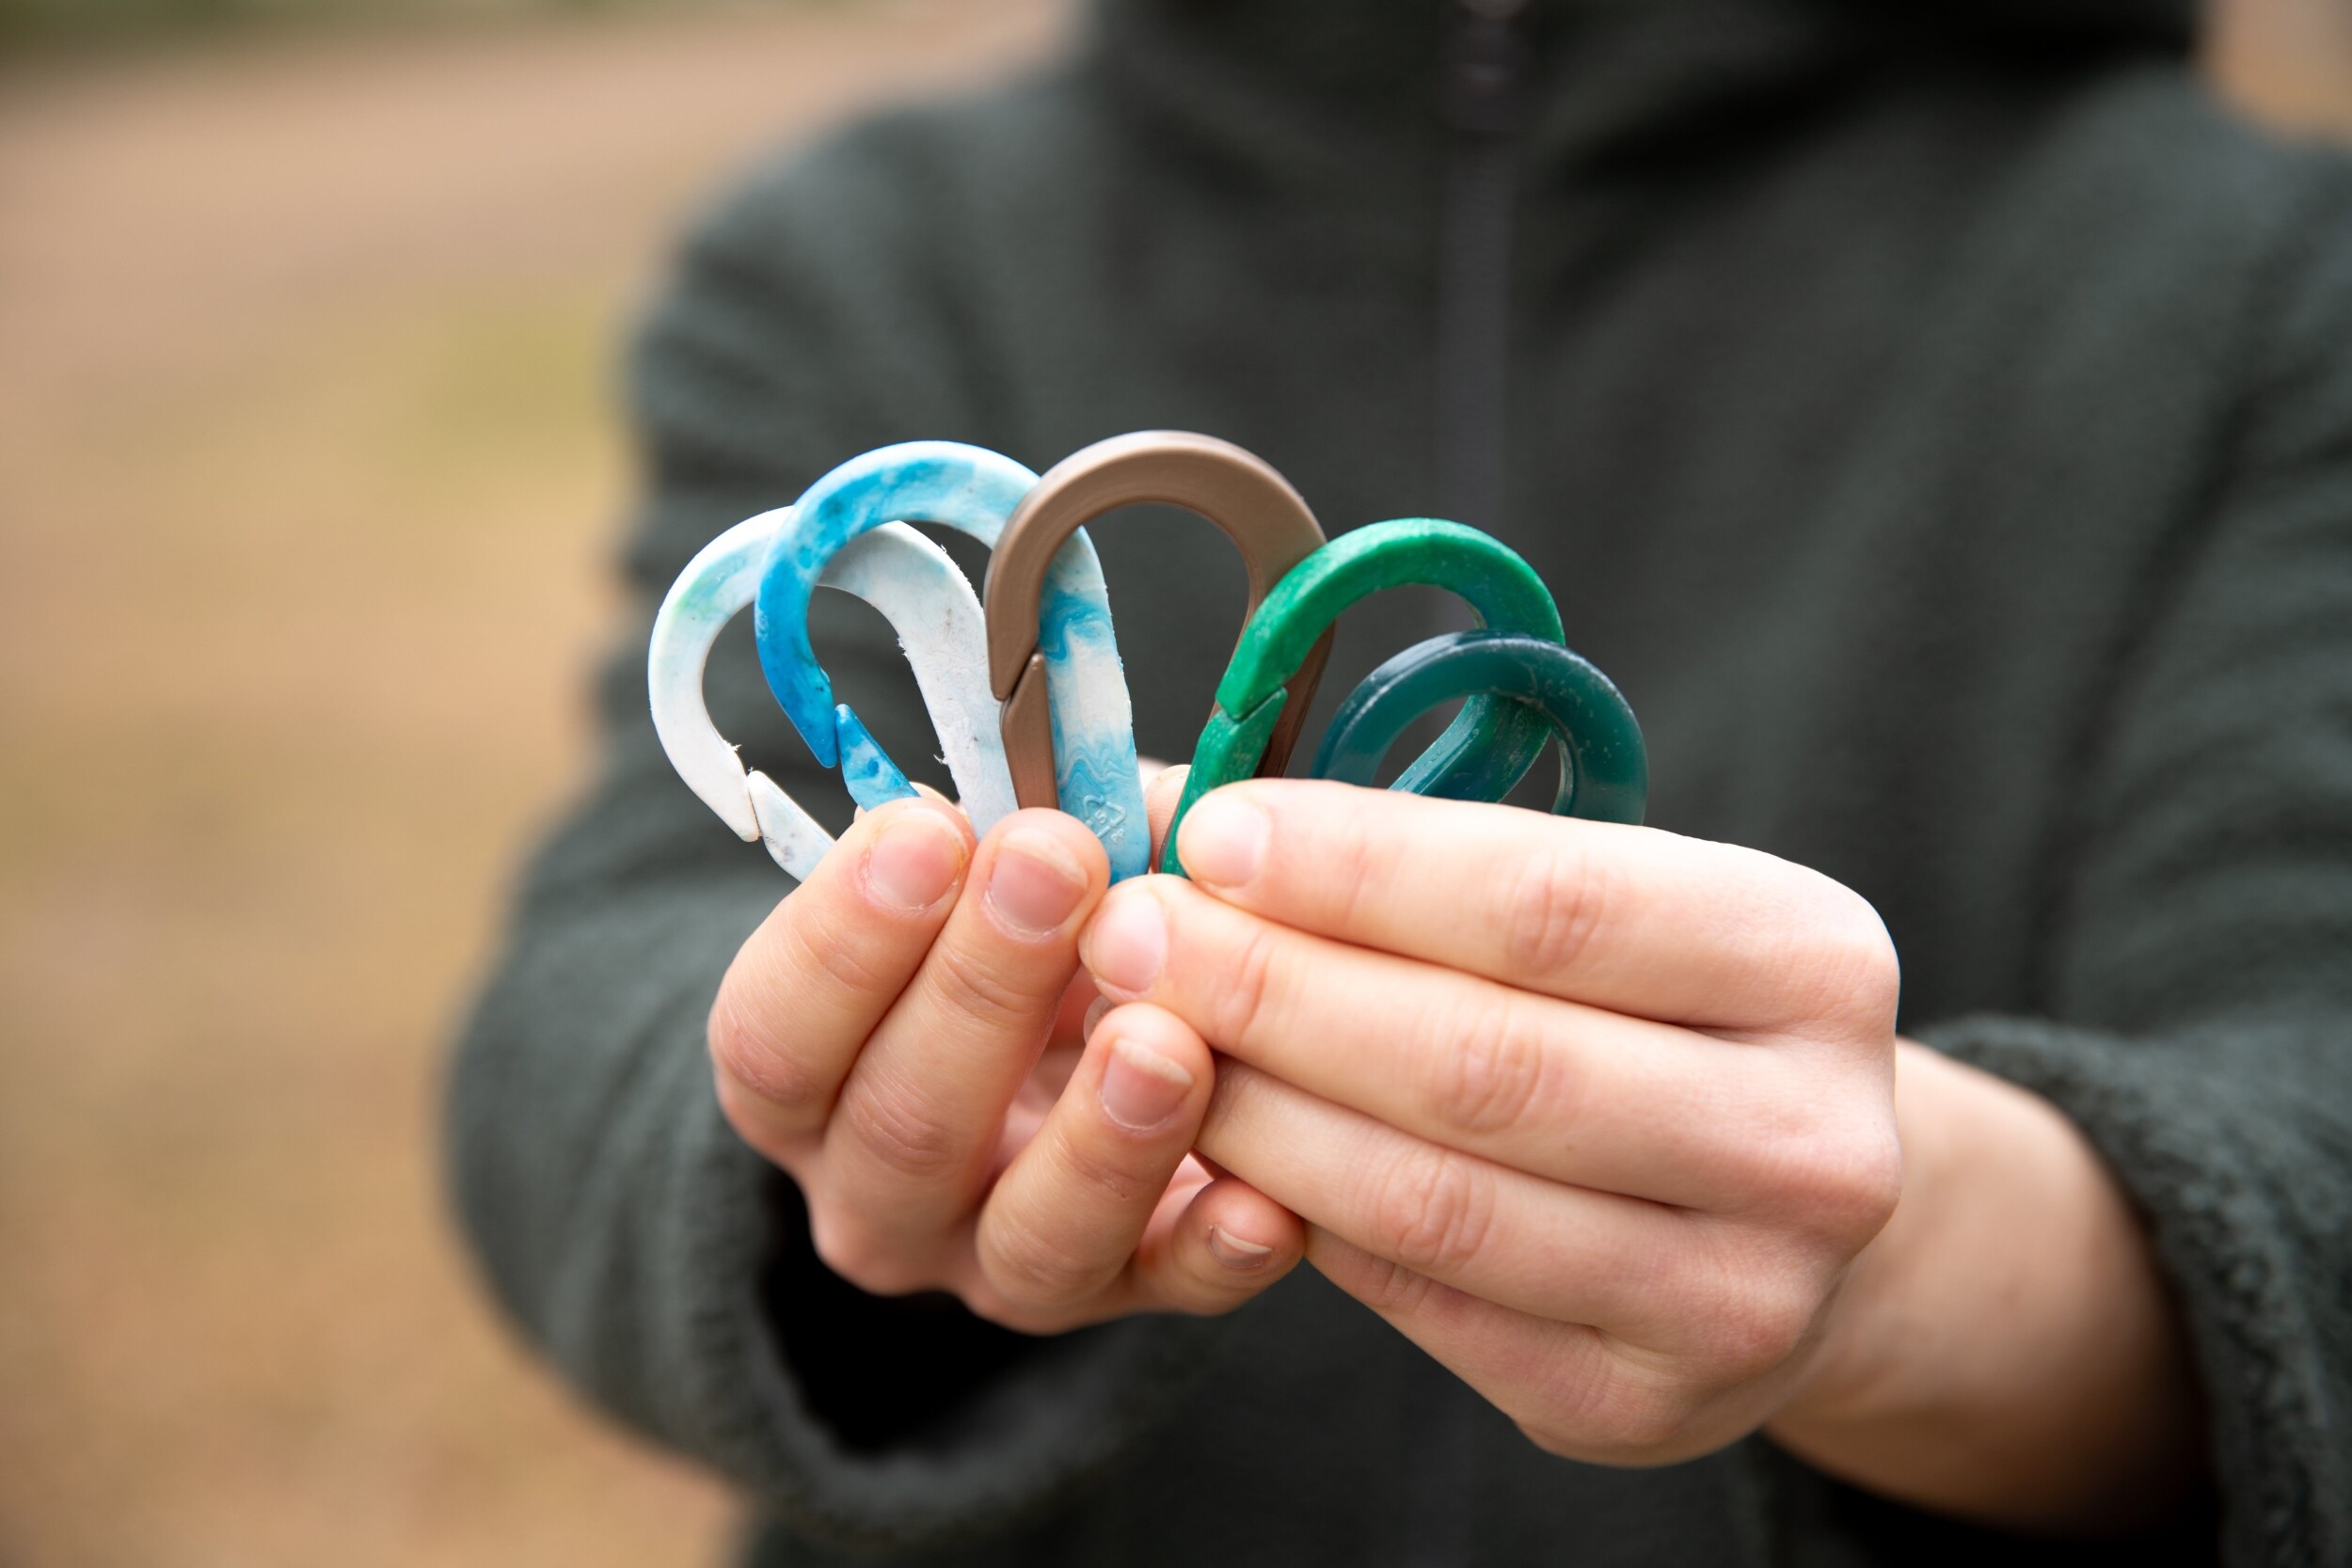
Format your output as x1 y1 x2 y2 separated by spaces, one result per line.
816 809 1109 1279
1197 1057 1719 1342
1144 762 1189 863
709 796 972 1160
1172 782 1897 1036
974 1002 1209 1312
1008 971 1101 1119
1082 874 1831 1208
1136 1165 1306 1312
974 1003 1299 1317
850 780 963 820
1306 1230 1743 1467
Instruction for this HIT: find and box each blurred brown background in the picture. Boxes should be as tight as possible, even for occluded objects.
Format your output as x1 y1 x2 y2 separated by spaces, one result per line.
0 2 1064 1562
0 0 2340 1563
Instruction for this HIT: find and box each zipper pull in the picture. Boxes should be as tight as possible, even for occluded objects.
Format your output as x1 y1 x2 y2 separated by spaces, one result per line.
1440 0 1532 137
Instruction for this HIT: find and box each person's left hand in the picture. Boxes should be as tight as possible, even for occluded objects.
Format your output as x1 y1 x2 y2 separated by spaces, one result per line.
1083 775 1903 1466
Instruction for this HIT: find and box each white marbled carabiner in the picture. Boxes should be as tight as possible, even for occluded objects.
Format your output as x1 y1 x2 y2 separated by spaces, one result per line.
647 508 1017 880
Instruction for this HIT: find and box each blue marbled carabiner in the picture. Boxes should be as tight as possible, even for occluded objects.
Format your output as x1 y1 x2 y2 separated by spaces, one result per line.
754 442 1150 880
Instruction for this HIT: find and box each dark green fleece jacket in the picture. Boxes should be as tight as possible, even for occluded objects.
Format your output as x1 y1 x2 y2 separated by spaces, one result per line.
448 1 2352 1562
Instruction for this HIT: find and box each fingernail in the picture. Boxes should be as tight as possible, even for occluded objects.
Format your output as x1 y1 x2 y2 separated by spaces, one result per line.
864 809 966 911
1083 888 1166 997
985 827 1089 936
1099 1035 1193 1131
1082 994 1113 1042
1178 791 1269 888
1207 1227 1276 1270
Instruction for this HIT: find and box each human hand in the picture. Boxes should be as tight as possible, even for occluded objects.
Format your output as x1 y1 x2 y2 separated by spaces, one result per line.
1080 779 1900 1460
1079 779 2196 1528
708 793 1304 1333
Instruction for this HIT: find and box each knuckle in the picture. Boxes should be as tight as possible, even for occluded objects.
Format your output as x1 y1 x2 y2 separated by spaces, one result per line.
1203 916 1284 1047
836 1078 966 1184
1515 1344 1692 1462
1820 1120 1906 1243
1501 839 1607 982
707 992 829 1122
1503 1342 1606 1450
1758 1105 1905 1247
1055 1127 1153 1209
1691 1266 1820 1380
1319 806 1394 927
1367 1145 1495 1276
1429 997 1553 1137
1671 1227 1826 1380
1791 888 1901 1034
1346 1250 1439 1317
928 937 1052 1031
778 910 900 1000
982 1212 1110 1308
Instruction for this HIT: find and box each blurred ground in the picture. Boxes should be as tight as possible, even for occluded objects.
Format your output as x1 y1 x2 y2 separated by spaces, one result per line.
2207 0 2352 141
0 2 1064 1562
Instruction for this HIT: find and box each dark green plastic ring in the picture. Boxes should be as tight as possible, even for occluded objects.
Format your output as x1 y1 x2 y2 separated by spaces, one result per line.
1312 630 1647 823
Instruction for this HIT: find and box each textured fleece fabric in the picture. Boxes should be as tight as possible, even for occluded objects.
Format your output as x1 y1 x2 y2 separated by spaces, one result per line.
447 0 2352 1562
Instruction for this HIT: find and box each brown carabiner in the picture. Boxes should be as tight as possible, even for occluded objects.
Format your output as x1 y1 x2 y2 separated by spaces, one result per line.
984 431 1335 812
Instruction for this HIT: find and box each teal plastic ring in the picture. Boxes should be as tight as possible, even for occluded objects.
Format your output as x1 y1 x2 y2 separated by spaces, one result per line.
1312 630 1646 823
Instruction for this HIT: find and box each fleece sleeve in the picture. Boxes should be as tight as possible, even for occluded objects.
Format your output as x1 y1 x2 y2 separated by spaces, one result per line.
442 119 1224 1552
1919 169 2352 1568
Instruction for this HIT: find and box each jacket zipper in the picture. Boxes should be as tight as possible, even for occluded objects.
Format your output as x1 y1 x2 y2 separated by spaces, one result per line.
1435 0 1531 536
1410 24 1532 1562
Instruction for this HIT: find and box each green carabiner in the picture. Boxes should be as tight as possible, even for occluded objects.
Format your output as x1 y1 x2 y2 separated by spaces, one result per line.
1163 518 1563 876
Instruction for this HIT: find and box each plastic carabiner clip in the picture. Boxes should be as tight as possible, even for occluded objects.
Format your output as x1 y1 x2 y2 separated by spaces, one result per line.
985 431 1332 876
648 509 1010 879
1164 518 1566 875
754 441 1151 879
1315 629 1647 823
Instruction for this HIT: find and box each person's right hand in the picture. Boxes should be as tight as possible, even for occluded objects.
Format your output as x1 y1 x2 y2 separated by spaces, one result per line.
708 793 1306 1332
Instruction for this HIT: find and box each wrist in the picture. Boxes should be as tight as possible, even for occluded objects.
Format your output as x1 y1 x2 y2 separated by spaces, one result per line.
1771 1041 1976 1433
1765 1041 2204 1532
